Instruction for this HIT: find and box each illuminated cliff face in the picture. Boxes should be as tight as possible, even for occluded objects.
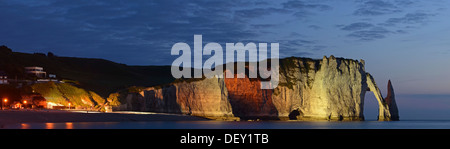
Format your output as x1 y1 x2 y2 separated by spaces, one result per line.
142 77 234 119
224 72 277 119
271 56 367 120
127 56 398 121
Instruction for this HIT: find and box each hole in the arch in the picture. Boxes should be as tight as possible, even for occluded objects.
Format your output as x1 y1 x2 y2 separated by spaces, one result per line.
364 92 379 121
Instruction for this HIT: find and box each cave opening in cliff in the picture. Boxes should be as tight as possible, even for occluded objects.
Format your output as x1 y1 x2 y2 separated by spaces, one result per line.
288 110 302 120
364 92 379 121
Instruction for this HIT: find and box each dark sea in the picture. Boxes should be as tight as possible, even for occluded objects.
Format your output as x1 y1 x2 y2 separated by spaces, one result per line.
8 120 450 129
5 94 450 129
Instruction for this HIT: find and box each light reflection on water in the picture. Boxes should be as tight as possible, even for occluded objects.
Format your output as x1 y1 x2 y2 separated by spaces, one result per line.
21 123 30 129
7 120 450 129
46 123 54 129
66 122 73 129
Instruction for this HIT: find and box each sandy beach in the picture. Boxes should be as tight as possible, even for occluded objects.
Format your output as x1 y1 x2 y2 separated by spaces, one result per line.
0 109 206 128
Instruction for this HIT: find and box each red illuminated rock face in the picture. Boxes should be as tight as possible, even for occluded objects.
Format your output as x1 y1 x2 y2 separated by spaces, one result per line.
224 73 277 119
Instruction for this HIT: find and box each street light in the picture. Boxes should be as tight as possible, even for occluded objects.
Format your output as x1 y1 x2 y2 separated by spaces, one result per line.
2 98 7 110
23 100 27 109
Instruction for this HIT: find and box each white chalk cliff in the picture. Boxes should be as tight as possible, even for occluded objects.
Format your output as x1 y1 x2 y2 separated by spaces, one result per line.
119 56 399 121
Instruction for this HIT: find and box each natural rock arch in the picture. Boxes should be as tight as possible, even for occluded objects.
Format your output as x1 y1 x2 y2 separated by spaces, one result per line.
365 74 399 121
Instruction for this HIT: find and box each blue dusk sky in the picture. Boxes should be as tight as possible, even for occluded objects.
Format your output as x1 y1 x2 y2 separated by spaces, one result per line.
1 0 450 119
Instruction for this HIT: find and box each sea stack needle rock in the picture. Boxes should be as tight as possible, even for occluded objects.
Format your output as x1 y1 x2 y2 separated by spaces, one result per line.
119 56 399 121
381 80 399 120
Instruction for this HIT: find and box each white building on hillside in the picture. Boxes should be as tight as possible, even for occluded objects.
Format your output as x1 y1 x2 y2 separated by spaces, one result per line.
25 66 47 78
0 71 8 84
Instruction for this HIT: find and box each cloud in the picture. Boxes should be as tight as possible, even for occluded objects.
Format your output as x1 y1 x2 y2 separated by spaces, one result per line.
282 0 331 10
341 12 435 41
286 32 305 38
383 12 434 26
251 24 279 29
339 22 390 41
343 1 440 41
347 27 392 41
234 7 291 19
282 0 332 18
395 30 408 34
3 0 440 65
0 0 259 64
276 38 326 58
353 0 411 16
340 22 374 31
308 25 321 30
1 0 330 64
234 0 332 21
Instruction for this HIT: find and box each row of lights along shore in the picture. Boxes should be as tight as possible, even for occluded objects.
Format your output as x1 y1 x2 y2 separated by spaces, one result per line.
0 98 72 110
1 98 28 110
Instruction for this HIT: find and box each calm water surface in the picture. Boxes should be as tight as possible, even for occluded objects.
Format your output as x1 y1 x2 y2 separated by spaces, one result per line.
9 120 450 129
